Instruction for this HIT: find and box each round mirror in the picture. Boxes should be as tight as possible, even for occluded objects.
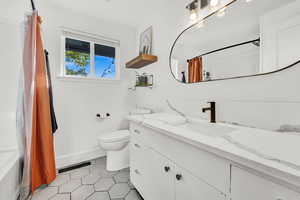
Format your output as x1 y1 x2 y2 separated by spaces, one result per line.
169 0 300 83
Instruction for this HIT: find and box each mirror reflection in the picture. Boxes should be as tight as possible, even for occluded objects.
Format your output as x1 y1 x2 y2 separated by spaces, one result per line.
170 0 299 83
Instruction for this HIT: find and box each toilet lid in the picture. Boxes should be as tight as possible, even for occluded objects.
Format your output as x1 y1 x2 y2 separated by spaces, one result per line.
98 130 130 143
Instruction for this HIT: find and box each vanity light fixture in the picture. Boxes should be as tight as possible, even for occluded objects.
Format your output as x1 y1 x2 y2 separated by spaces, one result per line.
186 0 199 21
190 9 198 20
210 0 219 7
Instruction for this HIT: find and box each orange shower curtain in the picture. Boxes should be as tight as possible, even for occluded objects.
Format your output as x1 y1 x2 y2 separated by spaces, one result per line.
30 15 56 192
188 57 203 83
18 12 56 196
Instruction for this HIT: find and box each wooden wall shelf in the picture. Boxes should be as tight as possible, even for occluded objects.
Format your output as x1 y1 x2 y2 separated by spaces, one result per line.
126 54 158 69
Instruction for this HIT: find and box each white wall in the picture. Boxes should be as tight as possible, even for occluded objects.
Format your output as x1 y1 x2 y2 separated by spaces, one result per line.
0 1 137 168
203 44 259 80
133 0 300 131
0 19 21 150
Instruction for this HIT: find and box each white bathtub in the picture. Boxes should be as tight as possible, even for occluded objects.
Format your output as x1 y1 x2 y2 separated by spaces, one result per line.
0 149 20 200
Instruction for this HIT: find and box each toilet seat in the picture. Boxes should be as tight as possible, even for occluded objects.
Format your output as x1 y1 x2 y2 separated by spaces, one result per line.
98 130 130 143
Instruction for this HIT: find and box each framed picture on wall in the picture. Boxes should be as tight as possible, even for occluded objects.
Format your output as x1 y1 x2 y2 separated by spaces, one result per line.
139 26 153 55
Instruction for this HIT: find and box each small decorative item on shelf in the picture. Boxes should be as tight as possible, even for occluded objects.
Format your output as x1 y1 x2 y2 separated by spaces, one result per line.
126 26 157 69
203 70 211 81
129 72 153 90
139 26 153 55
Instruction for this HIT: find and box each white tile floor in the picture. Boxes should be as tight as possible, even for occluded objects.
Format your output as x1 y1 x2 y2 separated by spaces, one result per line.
30 157 143 200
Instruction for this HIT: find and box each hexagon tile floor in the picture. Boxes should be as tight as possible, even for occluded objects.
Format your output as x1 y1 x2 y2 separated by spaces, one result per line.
30 157 143 200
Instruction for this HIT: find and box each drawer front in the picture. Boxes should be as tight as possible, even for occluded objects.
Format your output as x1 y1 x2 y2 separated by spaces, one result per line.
130 167 144 197
130 137 148 198
231 166 300 200
130 123 146 142
130 138 145 171
131 123 230 194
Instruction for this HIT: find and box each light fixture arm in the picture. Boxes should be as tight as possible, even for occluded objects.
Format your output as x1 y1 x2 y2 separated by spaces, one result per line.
186 0 198 10
30 0 36 11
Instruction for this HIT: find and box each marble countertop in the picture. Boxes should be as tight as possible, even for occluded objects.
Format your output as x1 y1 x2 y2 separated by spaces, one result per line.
127 114 300 189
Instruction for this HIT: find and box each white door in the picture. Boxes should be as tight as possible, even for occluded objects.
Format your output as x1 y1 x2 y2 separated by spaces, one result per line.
175 165 226 200
260 1 300 73
144 148 175 200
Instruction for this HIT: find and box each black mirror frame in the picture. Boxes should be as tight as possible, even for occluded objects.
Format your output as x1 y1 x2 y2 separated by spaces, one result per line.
169 0 300 84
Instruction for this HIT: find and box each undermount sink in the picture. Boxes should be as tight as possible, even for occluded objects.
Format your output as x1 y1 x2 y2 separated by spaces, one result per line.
179 119 237 137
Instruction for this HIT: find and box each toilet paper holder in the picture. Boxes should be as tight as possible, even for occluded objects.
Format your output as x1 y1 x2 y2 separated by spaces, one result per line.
96 113 111 119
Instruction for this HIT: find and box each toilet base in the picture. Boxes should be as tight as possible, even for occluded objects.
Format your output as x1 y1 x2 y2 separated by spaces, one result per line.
106 144 129 171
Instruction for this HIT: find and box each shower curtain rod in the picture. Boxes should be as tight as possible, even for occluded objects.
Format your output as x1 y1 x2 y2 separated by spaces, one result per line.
30 0 36 11
187 38 260 62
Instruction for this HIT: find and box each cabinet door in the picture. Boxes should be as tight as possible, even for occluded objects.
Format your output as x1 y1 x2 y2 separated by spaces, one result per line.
144 148 175 200
175 166 226 200
231 166 300 200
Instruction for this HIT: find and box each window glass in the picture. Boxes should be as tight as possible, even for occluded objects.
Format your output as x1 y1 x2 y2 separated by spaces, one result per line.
94 44 116 78
65 38 90 77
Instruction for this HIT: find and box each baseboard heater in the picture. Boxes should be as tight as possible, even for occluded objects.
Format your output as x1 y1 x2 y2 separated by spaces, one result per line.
58 161 91 174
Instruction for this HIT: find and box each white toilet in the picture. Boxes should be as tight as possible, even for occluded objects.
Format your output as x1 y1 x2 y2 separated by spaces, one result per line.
98 130 130 171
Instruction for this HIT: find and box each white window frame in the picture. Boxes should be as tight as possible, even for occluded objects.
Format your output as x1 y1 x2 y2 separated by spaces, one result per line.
59 29 121 82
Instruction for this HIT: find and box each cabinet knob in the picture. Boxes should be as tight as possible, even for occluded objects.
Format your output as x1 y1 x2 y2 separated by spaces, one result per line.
176 174 182 181
164 166 170 172
134 144 141 148
134 169 140 175
134 129 141 134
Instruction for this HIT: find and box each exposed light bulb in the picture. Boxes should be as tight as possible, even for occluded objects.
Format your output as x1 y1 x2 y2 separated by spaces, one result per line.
210 0 219 7
217 7 226 17
245 0 253 2
190 10 198 21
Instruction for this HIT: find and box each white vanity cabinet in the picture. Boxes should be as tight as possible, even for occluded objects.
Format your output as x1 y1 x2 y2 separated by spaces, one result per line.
146 147 225 200
129 137 147 197
144 147 175 200
129 122 300 200
174 164 225 200
231 166 300 200
130 128 175 200
129 122 227 200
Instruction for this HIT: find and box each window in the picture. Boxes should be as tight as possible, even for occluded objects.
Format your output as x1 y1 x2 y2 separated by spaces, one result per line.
61 30 120 80
65 38 91 77
94 43 116 78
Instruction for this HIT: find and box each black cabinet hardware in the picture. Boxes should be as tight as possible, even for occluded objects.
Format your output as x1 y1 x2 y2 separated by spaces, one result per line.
164 166 170 172
176 174 182 181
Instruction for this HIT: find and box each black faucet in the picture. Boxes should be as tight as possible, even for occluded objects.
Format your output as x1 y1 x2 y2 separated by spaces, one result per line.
202 102 216 123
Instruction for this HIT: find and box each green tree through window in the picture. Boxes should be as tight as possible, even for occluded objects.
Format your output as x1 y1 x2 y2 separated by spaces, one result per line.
64 36 117 79
65 50 89 76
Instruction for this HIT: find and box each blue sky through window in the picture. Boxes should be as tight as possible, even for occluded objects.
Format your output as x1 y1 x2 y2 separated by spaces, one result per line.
95 55 116 78
65 55 116 78
65 57 90 76
65 37 116 79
